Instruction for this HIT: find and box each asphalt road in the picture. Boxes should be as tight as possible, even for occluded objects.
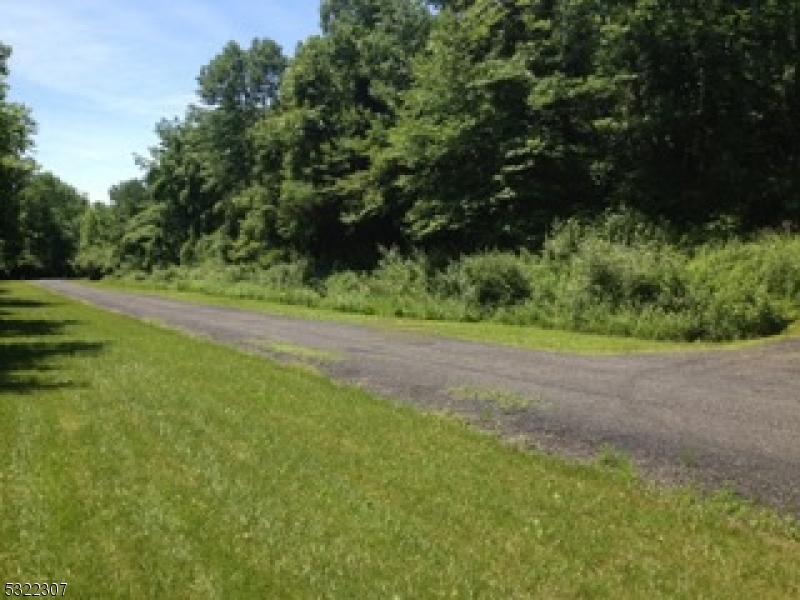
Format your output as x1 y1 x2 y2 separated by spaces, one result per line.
39 280 800 515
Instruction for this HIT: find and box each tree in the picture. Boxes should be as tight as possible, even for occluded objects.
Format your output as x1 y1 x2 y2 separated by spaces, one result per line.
600 0 800 226
15 171 87 277
75 202 117 278
385 0 613 254
75 179 150 276
195 39 287 254
104 0 800 276
138 118 206 266
0 44 36 274
271 0 431 265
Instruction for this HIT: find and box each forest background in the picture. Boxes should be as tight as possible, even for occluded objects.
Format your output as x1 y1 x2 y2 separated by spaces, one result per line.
2 0 800 342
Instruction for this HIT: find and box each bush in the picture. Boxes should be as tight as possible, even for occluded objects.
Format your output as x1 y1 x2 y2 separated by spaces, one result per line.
532 212 798 341
114 211 800 342
367 248 430 298
686 236 798 340
444 252 532 312
569 239 687 310
324 270 365 296
257 259 312 289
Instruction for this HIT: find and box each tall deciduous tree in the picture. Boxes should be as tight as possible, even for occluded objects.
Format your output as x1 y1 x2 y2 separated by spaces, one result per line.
76 179 151 276
15 171 87 276
95 0 800 274
271 0 430 265
0 44 36 274
195 39 287 255
601 0 800 226
386 0 613 253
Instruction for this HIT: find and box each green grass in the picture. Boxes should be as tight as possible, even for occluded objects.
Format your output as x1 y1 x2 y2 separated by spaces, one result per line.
88 279 775 355
448 385 537 410
2 281 799 598
252 340 345 363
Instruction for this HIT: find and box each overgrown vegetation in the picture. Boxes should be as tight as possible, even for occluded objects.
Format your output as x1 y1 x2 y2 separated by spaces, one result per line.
107 210 800 342
4 2 800 341
2 281 799 597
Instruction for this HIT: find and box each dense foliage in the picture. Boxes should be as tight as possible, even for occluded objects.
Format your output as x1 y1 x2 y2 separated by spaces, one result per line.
81 0 800 276
0 44 88 277
110 209 800 341
5 2 800 339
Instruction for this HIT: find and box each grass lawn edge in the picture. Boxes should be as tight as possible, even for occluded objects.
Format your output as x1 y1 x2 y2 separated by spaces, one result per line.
84 278 799 355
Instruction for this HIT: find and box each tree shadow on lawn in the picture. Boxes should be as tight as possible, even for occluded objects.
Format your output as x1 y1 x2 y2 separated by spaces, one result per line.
0 300 55 319
0 319 80 337
0 286 108 394
0 340 106 394
0 295 58 310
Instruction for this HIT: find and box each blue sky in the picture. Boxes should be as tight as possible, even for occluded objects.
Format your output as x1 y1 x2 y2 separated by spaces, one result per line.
1 0 321 203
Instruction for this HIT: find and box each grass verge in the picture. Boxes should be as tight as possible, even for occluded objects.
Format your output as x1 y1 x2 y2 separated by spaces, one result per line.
86 279 780 355
448 385 536 410
253 340 344 363
2 281 799 598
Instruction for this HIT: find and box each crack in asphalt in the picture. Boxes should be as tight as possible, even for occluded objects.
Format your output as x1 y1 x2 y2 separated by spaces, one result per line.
39 280 800 516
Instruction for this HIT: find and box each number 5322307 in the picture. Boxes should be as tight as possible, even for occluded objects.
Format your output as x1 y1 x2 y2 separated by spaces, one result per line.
4 583 67 596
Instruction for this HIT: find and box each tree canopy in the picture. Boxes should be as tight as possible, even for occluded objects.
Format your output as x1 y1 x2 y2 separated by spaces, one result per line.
8 1 799 278
1 43 86 278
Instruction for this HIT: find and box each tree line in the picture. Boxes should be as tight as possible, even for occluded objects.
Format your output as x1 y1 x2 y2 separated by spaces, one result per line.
0 44 88 278
15 1 800 278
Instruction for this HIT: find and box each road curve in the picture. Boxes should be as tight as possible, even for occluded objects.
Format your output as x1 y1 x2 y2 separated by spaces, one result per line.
39 280 800 515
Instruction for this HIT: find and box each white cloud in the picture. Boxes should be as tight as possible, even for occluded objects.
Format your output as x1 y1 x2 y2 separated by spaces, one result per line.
1 1 205 118
1 0 321 202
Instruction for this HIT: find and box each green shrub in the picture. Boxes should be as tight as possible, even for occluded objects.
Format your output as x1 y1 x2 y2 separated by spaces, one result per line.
112 212 800 343
447 252 532 312
324 270 365 296
544 207 674 261
367 248 430 298
257 259 312 289
569 239 688 311
686 237 797 340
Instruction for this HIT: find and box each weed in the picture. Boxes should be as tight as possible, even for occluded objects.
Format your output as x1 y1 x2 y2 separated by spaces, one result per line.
248 339 344 363
448 385 535 410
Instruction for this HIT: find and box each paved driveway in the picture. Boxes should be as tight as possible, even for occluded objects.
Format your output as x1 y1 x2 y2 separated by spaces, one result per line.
40 280 800 515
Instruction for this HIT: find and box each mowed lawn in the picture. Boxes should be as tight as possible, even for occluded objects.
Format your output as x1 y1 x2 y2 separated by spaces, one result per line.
1 282 798 598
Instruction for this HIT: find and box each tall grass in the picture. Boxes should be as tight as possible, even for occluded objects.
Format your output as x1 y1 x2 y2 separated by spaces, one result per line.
112 211 800 342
